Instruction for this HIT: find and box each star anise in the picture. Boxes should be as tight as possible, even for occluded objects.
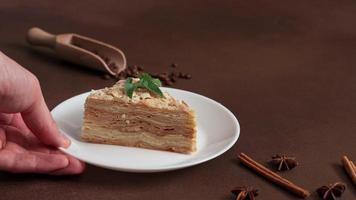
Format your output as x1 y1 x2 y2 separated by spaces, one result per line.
316 182 346 200
270 154 298 171
231 186 258 200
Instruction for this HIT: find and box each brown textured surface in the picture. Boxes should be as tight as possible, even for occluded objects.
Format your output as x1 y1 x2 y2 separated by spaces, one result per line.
1 0 356 199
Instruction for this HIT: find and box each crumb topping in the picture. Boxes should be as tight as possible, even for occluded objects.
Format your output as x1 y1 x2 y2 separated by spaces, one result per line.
89 80 191 111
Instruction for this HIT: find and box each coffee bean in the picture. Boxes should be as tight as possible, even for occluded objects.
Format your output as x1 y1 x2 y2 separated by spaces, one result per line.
169 72 176 82
151 73 159 78
126 70 133 76
131 65 138 70
178 72 184 78
169 72 176 77
98 62 190 86
160 77 172 86
108 63 118 71
103 57 110 64
184 73 192 79
165 80 173 86
102 74 112 80
137 65 144 71
178 72 192 79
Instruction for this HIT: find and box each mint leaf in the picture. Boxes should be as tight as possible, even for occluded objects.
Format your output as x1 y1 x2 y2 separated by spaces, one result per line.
151 78 162 87
124 73 164 98
124 77 137 98
146 80 164 97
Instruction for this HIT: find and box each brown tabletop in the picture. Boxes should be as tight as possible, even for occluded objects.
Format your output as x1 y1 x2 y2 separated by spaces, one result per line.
1 1 356 199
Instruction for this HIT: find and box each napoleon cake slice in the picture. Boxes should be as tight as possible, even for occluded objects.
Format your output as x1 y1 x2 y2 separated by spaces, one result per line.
81 78 196 154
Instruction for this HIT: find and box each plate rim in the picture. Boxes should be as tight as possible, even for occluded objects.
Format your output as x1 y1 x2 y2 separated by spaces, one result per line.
52 87 240 172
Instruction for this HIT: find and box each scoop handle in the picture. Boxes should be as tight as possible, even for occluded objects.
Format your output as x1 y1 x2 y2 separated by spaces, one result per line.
26 27 56 48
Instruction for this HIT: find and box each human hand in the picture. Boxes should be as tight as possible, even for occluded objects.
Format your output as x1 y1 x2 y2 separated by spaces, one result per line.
0 52 85 174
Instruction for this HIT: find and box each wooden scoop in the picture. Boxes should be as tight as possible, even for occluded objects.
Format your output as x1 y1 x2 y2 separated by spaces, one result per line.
26 27 126 75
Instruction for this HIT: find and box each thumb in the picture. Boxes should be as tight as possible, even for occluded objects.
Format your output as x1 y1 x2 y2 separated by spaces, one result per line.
0 52 69 148
0 127 6 150
21 92 70 148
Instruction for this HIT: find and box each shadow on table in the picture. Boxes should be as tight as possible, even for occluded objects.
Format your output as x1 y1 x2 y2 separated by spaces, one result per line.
81 164 195 186
0 163 198 187
5 42 104 77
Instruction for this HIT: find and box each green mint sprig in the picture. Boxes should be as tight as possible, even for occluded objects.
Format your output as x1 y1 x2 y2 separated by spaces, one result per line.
124 73 164 98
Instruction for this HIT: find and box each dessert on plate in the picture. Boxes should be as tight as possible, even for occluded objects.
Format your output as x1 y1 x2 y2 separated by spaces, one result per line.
81 74 196 154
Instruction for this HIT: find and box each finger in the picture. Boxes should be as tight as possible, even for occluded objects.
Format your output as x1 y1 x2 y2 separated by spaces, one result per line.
51 155 85 175
2 142 27 154
10 113 31 133
0 151 69 174
0 113 13 125
3 125 35 149
21 96 70 148
18 145 85 175
0 127 6 150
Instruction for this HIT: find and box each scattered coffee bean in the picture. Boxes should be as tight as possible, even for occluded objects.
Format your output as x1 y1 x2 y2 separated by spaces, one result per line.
165 81 173 86
169 72 177 82
108 63 118 72
151 72 159 78
116 71 127 80
137 65 144 71
102 74 112 80
184 73 192 79
130 65 140 76
170 76 176 83
178 72 192 79
98 61 191 86
103 57 110 64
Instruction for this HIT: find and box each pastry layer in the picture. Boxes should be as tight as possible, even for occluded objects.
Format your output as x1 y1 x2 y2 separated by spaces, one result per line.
83 100 195 138
81 127 196 153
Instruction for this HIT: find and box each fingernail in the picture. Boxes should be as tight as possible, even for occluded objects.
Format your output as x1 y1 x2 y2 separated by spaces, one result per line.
60 134 71 148
0 139 5 150
50 156 70 175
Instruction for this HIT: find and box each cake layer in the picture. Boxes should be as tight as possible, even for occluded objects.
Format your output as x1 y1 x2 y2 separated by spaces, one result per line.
81 126 196 153
85 98 194 123
84 107 195 135
83 121 195 138
84 104 195 127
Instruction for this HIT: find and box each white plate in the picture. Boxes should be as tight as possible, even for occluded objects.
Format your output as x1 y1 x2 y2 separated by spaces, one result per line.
51 88 240 172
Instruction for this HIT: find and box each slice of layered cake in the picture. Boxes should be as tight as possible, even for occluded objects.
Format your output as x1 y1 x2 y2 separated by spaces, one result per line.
81 75 196 154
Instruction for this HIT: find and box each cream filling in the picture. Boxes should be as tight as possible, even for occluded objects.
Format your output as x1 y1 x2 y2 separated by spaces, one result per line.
82 126 195 148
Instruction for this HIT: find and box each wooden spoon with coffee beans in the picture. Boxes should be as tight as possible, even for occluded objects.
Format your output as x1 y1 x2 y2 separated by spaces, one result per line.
26 27 126 75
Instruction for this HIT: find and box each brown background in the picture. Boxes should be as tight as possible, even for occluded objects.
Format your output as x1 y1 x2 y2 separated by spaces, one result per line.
1 0 356 199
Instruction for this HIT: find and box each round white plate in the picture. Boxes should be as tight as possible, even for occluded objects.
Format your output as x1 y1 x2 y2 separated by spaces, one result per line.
52 88 240 172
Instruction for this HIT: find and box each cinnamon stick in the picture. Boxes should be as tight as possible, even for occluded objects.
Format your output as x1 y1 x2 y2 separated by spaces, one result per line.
350 160 356 172
350 161 356 172
341 155 356 185
236 193 244 200
238 152 310 198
